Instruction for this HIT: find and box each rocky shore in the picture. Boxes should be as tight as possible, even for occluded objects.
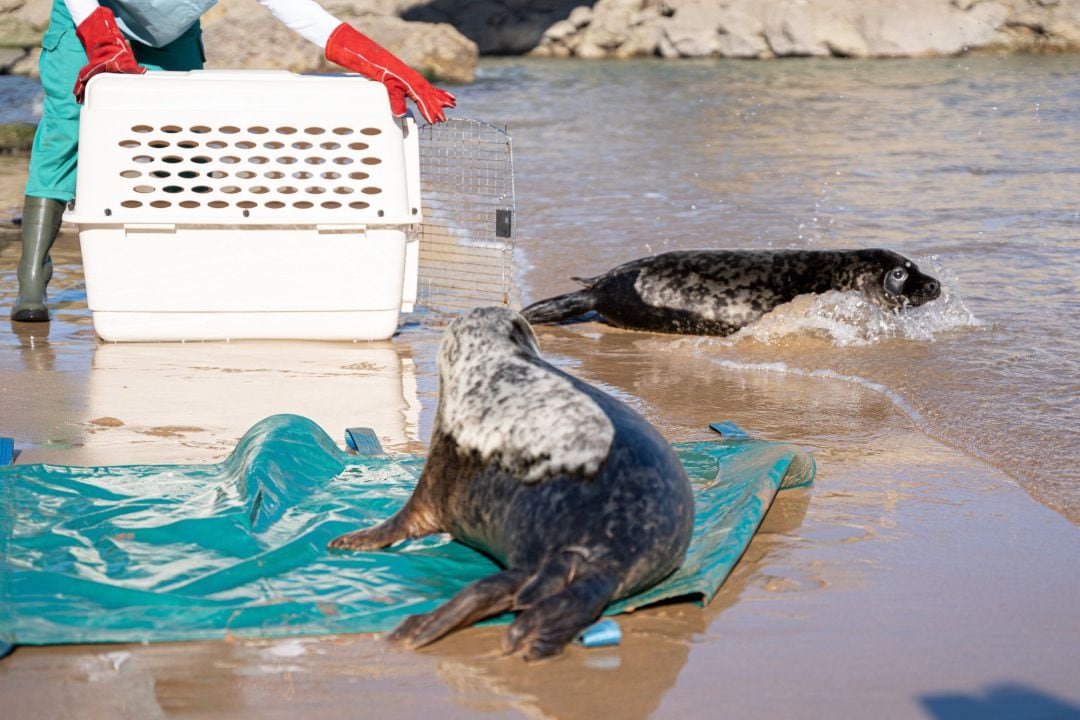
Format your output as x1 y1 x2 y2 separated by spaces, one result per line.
2 0 1078 83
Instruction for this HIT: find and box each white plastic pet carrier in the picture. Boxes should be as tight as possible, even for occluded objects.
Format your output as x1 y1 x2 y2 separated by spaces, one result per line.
69 70 515 342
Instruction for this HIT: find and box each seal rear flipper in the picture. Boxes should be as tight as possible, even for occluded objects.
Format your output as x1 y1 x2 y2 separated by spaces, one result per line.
388 568 530 649
504 568 619 661
520 289 597 325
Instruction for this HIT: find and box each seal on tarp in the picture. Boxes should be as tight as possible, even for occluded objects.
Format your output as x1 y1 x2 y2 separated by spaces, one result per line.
0 414 813 649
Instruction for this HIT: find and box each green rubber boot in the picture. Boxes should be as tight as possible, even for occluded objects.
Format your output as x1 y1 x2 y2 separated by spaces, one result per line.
12 196 65 323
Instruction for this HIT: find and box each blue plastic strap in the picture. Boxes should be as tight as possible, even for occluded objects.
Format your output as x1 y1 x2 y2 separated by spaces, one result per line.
577 618 621 648
0 438 13 466
709 422 751 439
344 427 385 456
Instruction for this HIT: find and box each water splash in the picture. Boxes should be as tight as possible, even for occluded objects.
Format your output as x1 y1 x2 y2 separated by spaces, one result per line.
726 257 980 347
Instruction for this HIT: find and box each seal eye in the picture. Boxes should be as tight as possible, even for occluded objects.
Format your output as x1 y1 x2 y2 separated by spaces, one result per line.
884 266 908 296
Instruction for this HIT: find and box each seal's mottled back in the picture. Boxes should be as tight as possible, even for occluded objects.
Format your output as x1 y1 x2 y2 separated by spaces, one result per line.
523 248 941 335
329 307 694 659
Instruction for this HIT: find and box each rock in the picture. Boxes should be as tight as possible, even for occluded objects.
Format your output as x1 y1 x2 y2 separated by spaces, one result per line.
575 0 660 59
0 0 1077 70
0 123 36 153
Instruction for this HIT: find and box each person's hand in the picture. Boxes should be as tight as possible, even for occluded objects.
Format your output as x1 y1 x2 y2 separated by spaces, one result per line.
73 6 146 103
325 23 456 124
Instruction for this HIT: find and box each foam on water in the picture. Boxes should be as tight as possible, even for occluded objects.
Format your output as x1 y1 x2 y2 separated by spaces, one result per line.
724 257 981 348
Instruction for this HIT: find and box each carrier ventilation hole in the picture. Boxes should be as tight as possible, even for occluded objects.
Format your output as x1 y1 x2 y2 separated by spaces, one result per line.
208 200 228 208
264 141 284 150
162 125 182 134
220 126 240 134
360 128 381 136
333 187 353 195
150 170 170 178
121 200 142 208
292 141 312 150
361 187 382 195
119 140 139 148
348 142 369 151
322 201 341 209
132 125 153 133
150 200 171 208
148 140 168 148
236 170 256 179
133 155 153 163
333 157 354 165
294 201 314 209
177 140 198 149
332 128 353 136
248 126 269 135
266 201 285 209
133 185 154 194
348 172 369 180
276 126 297 135
265 171 284 179
361 157 381 165
236 141 256 150
349 201 370 209
321 171 340 180
237 200 257 209
120 170 140 178
191 125 211 134
179 201 199 208
304 127 325 135
320 142 340 150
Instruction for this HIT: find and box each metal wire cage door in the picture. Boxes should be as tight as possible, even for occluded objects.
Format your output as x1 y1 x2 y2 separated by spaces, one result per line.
416 118 515 312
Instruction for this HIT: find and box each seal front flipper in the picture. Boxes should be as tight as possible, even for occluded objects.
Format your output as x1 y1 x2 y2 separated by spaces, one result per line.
388 568 531 649
520 288 597 325
327 497 441 551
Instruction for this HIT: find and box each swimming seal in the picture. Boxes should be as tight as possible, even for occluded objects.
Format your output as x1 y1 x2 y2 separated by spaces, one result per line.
522 248 941 335
328 306 694 660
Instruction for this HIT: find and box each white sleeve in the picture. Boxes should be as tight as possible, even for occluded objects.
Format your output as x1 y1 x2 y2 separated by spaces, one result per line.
64 0 101 26
257 0 342 49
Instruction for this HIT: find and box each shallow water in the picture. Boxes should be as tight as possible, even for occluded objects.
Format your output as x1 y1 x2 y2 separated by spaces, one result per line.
460 56 1079 524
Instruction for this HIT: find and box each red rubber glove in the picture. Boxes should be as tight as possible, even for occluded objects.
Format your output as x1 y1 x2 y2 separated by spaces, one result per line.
73 6 146 104
325 23 456 124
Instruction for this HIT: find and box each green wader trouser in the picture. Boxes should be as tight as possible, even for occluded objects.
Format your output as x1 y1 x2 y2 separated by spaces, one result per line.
13 1 205 322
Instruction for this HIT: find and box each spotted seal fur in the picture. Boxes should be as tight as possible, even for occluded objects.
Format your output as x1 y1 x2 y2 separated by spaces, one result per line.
522 248 941 335
328 306 694 660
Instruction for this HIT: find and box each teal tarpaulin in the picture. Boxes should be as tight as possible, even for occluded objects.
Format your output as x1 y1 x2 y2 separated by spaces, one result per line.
0 414 813 647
